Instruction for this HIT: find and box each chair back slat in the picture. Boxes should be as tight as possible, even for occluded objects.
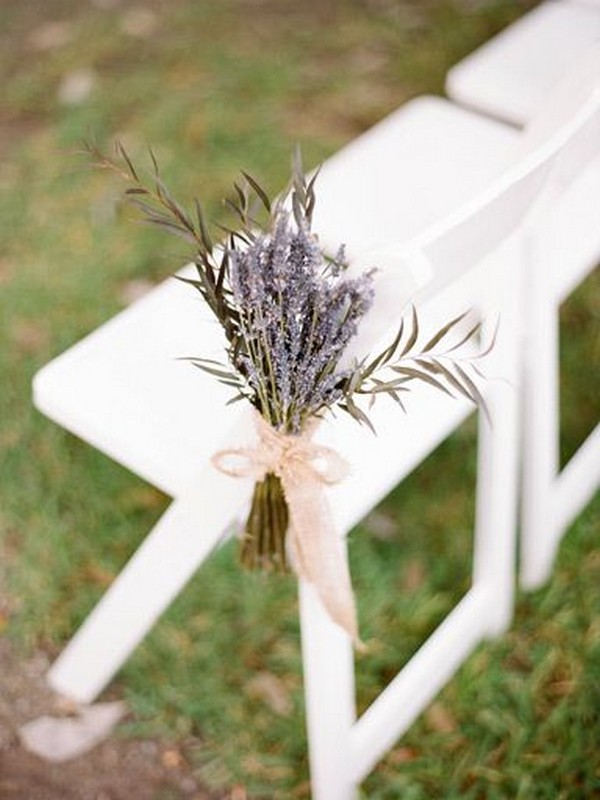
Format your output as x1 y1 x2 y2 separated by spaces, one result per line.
352 55 600 356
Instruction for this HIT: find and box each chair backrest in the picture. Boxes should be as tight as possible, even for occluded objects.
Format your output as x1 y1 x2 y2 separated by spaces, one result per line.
328 141 558 532
444 0 600 127
349 49 600 357
423 64 600 289
512 42 600 182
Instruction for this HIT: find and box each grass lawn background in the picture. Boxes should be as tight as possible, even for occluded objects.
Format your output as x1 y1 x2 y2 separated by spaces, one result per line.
0 0 598 797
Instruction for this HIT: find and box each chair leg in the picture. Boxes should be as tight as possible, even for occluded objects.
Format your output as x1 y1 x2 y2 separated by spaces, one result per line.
520 294 560 590
472 381 519 636
299 577 357 800
47 471 249 704
472 302 520 636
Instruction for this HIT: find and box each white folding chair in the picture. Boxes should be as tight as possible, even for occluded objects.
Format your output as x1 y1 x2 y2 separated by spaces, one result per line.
446 5 600 588
32 52 599 800
300 179 531 800
300 80 600 795
33 93 518 706
446 0 600 127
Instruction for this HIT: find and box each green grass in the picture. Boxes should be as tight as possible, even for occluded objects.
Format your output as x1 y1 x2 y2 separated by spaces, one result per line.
1 0 598 797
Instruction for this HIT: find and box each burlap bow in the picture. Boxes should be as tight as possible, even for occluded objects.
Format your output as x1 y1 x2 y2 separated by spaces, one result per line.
212 412 361 644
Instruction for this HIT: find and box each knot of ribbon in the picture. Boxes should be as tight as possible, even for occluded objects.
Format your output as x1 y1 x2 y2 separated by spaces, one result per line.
212 413 361 645
212 415 348 486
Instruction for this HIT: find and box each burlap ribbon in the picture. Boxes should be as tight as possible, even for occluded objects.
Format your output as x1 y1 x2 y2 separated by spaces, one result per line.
212 412 361 644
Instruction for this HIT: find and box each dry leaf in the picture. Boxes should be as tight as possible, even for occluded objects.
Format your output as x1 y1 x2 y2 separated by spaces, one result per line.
387 745 419 765
120 8 159 38
58 69 97 106
424 701 457 733
161 748 185 769
401 557 426 592
246 671 292 716
19 701 126 762
29 21 73 50
366 510 398 541
82 562 115 588
11 320 49 355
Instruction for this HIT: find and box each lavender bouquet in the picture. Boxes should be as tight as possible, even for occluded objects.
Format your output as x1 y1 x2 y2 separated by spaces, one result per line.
90 144 491 640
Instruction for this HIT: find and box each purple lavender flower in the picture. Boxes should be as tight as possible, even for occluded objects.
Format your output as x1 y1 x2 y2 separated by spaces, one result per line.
228 211 374 433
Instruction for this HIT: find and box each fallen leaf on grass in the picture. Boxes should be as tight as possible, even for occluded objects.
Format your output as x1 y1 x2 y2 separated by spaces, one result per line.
548 679 577 697
29 21 73 50
386 745 419 765
365 510 398 541
18 701 126 762
161 748 185 769
58 69 97 106
424 701 457 733
118 483 165 510
245 671 292 716
82 562 115 588
401 557 426 592
11 320 50 355
120 8 159 38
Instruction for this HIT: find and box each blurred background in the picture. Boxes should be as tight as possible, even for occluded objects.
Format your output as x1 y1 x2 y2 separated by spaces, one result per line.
0 0 598 797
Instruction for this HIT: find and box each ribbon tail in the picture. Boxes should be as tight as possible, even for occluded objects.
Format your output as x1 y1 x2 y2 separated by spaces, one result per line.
284 479 361 646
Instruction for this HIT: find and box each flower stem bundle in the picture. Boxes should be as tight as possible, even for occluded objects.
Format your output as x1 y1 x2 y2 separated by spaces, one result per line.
242 472 288 573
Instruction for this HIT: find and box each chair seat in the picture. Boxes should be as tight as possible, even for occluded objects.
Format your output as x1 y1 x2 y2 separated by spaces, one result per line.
446 0 600 126
33 96 518 499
